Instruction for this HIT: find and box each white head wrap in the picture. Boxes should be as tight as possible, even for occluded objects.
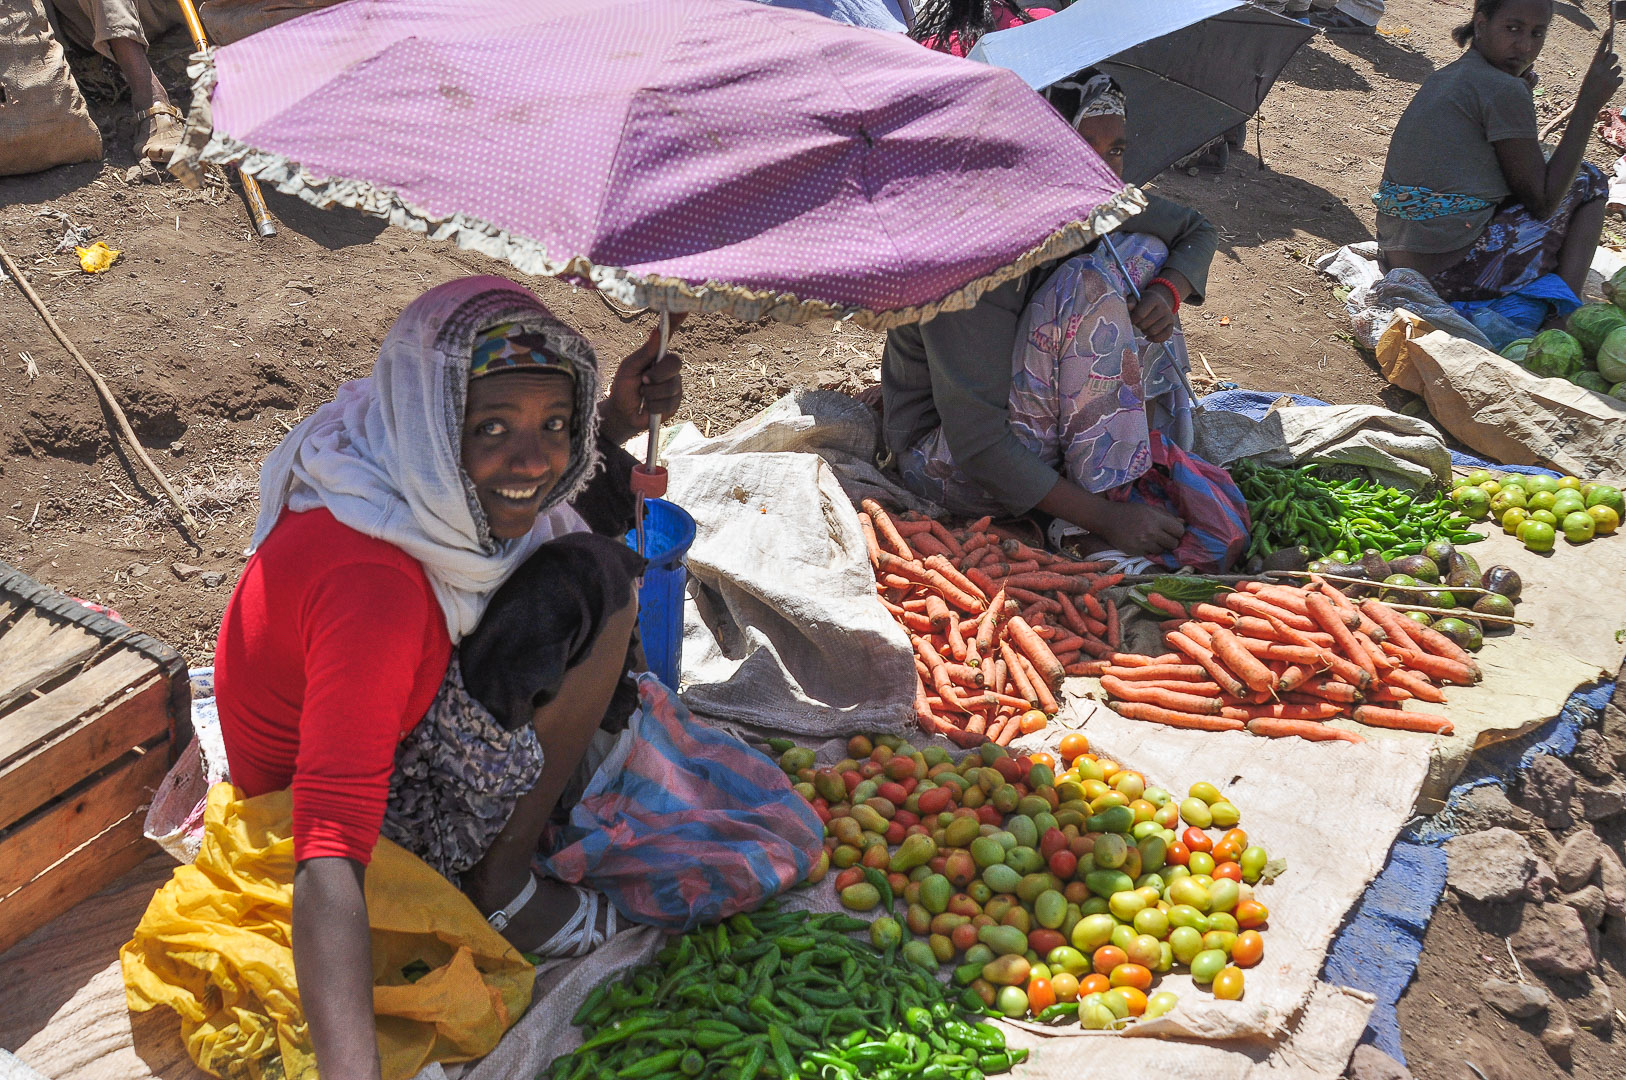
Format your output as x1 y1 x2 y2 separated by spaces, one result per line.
249 276 599 642
1053 70 1126 124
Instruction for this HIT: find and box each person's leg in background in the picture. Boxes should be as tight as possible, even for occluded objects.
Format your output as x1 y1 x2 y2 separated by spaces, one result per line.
47 0 184 163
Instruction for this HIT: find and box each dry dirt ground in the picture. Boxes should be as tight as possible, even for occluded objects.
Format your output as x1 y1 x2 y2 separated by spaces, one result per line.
2 2 1625 1072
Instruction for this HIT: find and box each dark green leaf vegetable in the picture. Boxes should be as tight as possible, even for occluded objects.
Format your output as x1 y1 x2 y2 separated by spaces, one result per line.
1500 337 1532 364
1521 329 1585 379
1571 370 1614 394
1567 305 1626 357
1127 576 1226 616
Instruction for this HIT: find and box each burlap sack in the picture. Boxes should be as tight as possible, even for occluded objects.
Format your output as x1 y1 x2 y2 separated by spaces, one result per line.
1378 312 1626 479
197 0 345 44
0 0 102 176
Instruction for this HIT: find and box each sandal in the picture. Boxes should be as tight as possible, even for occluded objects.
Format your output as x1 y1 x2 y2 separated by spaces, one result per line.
487 873 623 959
135 102 185 166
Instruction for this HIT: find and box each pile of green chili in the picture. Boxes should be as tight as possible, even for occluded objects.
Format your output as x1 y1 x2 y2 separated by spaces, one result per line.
1232 461 1484 562
546 905 1026 1080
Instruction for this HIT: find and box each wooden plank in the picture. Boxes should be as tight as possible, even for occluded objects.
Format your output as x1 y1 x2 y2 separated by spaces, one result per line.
0 811 155 955
0 649 159 770
0 746 170 900
0 672 170 833
0 612 102 707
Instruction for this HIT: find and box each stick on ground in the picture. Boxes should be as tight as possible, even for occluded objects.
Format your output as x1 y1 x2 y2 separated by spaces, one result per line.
0 240 202 540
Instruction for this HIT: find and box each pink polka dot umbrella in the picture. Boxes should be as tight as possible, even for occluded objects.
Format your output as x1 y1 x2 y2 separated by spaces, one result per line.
172 0 1142 330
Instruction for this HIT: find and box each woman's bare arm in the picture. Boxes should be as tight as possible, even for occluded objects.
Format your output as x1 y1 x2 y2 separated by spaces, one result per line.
294 857 382 1080
1495 34 1620 219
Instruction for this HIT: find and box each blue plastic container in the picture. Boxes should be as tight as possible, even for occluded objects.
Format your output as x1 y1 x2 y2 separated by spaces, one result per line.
624 498 696 690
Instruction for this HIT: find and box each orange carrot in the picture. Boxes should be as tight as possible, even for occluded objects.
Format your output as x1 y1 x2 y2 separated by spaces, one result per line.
1002 572 1088 593
862 499 914 560
943 661 984 688
1007 588 1063 613
1102 663 1209 681
899 611 934 634
1049 634 1088 654
1086 573 1125 595
1223 592 1320 632
963 632 981 670
1351 705 1454 735
965 566 1000 600
999 640 1038 706
1367 686 1413 703
1246 717 1364 743
1108 652 1160 667
1317 649 1374 691
1057 592 1090 637
1108 701 1246 731
909 532 953 559
1165 630 1249 698
1000 538 1054 564
1397 618 1478 671
1208 626 1275 693
857 513 882 567
924 594 951 628
1177 620 1215 649
1013 650 1060 713
915 635 966 709
1129 679 1225 694
946 615 970 662
1354 631 1393 673
1049 561 1115 575
1362 602 1420 653
1382 644 1478 686
1236 616 1336 647
926 520 964 559
976 589 1011 653
1142 592 1189 620
983 560 1043 579
925 554 988 605
988 657 1007 696
1064 661 1110 677
965 515 994 534
1104 600 1121 649
1080 592 1107 620
1007 615 1065 688
1076 637 1115 659
1190 602 1238 626
923 568 984 613
1305 592 1375 678
1102 675 1225 715
1233 700 1343 720
1384 667 1447 704
1295 677 1363 704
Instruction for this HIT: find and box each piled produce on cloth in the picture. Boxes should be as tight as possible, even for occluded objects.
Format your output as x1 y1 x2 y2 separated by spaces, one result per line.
546 904 1027 1080
1104 576 1476 740
1447 468 1622 552
1500 290 1626 399
1231 460 1483 565
781 733 1279 1027
857 499 1127 747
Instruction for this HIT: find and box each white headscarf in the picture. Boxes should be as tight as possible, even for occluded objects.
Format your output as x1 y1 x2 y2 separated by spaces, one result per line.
250 276 602 642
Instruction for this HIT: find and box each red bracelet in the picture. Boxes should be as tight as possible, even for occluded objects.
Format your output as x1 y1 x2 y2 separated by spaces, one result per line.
1148 277 1182 316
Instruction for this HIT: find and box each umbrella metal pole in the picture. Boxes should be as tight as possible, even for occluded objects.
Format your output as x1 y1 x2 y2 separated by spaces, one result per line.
173 0 277 238
1103 233 1201 406
632 310 672 556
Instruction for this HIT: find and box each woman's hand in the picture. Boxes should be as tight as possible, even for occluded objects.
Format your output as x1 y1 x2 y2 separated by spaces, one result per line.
1579 29 1623 113
1095 501 1186 556
1129 287 1177 343
600 318 686 445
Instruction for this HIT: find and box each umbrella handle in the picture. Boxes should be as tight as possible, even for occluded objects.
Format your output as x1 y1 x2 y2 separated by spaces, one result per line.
631 309 671 504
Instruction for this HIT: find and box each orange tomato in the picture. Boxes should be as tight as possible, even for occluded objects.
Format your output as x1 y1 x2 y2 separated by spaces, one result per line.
1213 965 1245 1000
1019 710 1049 735
1051 971 1080 1002
1026 977 1057 1012
1080 973 1111 997
1211 839 1242 864
1092 946 1127 976
1059 733 1090 762
1029 751 1057 771
1108 985 1148 1016
1212 861 1243 882
1165 841 1191 866
1221 828 1248 849
1234 899 1269 930
1109 963 1153 992
1232 930 1264 968
1098 759 1120 779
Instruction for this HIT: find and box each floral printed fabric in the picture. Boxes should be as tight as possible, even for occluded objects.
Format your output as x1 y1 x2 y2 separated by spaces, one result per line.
380 656 545 884
1371 179 1493 221
901 233 1194 517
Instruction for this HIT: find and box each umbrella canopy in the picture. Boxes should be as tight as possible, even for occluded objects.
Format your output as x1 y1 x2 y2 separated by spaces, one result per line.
173 0 1138 328
967 1 1313 185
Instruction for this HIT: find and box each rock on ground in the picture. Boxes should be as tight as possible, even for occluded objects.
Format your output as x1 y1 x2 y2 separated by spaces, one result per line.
1511 902 1597 977
1345 1044 1413 1080
1445 828 1540 903
1478 977 1550 1018
1566 973 1615 1030
1521 755 1576 832
1451 785 1535 834
1561 884 1607 928
1576 779 1626 822
1554 830 1607 892
1570 729 1616 781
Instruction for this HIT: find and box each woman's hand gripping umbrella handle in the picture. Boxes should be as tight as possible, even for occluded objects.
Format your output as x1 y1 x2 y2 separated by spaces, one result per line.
631 311 673 554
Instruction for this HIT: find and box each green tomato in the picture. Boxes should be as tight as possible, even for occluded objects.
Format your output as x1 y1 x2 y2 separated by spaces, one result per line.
1209 801 1241 828
1240 846 1268 882
1167 904 1209 931
995 985 1029 1018
1145 991 1180 1019
1078 995 1118 1030
1519 519 1556 553
1207 878 1241 914
1169 925 1204 965
1524 475 1560 495
1562 510 1596 543
1552 493 1587 518
1046 945 1089 977
1464 469 1494 486
1190 948 1229 983
1585 484 1625 516
1187 851 1216 877
1133 907 1170 939
1108 890 1148 922
1071 913 1117 953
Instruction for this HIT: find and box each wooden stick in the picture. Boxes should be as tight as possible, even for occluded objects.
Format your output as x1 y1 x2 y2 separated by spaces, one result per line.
1375 602 1532 627
1264 570 1496 599
0 241 202 539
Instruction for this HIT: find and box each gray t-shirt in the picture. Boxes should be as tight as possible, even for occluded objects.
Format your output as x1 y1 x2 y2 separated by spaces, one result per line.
1377 48 1538 255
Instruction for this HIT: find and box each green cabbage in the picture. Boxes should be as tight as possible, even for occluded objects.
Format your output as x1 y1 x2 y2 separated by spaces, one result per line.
1612 382 1626 402
1567 303 1626 358
1501 337 1533 364
1571 370 1613 394
1521 329 1585 379
1605 267 1626 310
1598 326 1626 383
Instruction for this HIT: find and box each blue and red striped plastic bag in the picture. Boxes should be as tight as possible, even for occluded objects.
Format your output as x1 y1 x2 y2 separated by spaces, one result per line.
1106 432 1252 572
542 674 823 931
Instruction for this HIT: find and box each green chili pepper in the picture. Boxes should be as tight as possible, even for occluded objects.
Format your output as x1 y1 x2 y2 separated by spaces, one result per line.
767 1025 799 1080
619 1050 685 1079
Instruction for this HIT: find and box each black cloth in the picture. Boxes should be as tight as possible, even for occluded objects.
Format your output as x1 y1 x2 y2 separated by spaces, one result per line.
458 532 645 732
571 433 641 538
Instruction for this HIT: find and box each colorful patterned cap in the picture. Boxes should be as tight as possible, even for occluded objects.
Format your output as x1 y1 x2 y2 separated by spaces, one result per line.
469 321 578 381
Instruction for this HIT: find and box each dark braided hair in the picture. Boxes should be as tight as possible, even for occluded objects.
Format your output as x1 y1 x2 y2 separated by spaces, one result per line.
909 0 1038 50
1453 0 1542 46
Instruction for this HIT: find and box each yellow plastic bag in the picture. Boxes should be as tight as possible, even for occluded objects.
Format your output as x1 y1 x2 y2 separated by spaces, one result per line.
75 240 119 272
121 784 534 1080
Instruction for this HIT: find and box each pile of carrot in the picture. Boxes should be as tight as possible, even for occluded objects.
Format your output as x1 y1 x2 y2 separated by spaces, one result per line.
1101 578 1475 743
858 500 1128 748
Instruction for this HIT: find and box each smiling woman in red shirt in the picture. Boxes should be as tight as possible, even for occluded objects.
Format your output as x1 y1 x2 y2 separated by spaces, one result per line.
213 276 681 1080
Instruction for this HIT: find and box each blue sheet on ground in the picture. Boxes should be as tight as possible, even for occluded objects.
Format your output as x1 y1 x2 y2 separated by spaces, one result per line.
1321 679 1615 1064
1196 389 1562 477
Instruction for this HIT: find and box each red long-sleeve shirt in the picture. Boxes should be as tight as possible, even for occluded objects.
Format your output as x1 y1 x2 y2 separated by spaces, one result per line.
216 508 452 864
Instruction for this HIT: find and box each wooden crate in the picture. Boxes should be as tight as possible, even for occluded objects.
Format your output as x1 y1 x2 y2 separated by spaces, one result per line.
0 560 188 954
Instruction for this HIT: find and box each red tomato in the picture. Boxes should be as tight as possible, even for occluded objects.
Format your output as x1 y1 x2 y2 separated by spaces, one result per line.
1165 841 1191 867
1059 733 1090 763
1232 931 1264 968
1092 946 1127 976
1030 752 1057 771
1212 861 1243 882
1109 963 1153 991
1080 973 1111 997
1182 827 1213 853
1234 900 1269 930
1026 977 1057 1013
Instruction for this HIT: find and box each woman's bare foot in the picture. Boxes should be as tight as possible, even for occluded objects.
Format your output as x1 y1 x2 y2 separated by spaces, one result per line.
476 875 616 955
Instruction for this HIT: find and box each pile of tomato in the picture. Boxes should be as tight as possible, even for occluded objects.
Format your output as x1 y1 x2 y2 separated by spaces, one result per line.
782 732 1279 1029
